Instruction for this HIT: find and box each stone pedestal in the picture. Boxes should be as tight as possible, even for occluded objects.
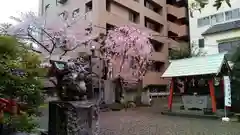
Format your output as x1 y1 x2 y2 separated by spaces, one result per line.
48 100 99 135
141 90 151 105
104 80 115 104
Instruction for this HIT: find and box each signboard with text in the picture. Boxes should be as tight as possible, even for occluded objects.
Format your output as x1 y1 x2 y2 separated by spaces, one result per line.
223 76 231 107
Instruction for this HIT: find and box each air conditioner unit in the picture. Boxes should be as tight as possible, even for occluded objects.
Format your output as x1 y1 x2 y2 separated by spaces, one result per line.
58 0 68 4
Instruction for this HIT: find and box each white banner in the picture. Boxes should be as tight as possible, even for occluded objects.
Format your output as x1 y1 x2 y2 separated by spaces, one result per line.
223 76 231 107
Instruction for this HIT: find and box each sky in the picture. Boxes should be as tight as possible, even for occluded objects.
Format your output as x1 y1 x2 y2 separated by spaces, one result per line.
0 0 39 23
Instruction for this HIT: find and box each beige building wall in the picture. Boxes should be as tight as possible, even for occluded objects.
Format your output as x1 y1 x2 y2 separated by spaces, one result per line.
39 0 189 88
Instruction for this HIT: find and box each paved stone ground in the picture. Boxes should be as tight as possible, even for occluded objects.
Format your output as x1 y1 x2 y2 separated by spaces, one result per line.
40 97 240 135
99 109 240 135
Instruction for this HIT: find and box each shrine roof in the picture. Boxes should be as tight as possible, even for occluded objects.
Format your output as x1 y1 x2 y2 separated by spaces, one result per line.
162 53 227 78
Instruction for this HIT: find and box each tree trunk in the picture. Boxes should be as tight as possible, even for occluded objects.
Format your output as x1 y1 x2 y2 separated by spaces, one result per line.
135 80 142 105
115 78 123 103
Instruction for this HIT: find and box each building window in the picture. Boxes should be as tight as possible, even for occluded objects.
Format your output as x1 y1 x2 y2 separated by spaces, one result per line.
44 4 50 15
85 1 92 13
150 39 163 52
59 11 68 20
211 13 224 25
198 38 205 48
129 11 139 23
106 0 111 11
197 16 210 27
232 9 240 19
57 0 68 5
225 11 232 21
150 62 164 72
145 17 163 32
72 8 80 18
225 8 240 21
218 40 240 53
144 0 162 14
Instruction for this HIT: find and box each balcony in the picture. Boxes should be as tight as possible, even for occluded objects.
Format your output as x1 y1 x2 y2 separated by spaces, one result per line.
109 0 165 24
149 52 167 62
168 38 180 49
175 0 186 7
143 71 169 87
168 21 187 37
167 5 186 19
144 0 163 15
111 0 141 12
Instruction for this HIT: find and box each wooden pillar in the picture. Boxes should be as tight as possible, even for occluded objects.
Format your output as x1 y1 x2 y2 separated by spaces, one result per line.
168 78 174 111
208 79 217 113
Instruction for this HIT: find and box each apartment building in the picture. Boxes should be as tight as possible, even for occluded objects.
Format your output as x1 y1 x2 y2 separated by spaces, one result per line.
189 0 240 56
39 0 189 89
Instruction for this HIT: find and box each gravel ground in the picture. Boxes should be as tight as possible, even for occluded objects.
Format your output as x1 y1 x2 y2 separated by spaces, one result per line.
99 110 240 135
39 97 240 135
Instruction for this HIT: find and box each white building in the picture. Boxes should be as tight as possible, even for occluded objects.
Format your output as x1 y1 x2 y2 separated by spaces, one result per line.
189 0 240 55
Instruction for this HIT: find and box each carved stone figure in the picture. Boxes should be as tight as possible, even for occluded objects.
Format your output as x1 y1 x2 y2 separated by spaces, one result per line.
49 58 91 101
47 58 100 135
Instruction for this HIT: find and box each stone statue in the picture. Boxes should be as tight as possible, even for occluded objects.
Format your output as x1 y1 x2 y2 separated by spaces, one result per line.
47 58 100 135
49 58 91 101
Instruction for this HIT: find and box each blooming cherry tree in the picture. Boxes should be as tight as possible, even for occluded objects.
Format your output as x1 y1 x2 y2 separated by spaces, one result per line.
103 25 153 88
6 8 101 101
7 10 96 59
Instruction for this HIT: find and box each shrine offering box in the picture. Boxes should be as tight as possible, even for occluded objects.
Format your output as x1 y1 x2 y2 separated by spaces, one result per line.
182 95 212 110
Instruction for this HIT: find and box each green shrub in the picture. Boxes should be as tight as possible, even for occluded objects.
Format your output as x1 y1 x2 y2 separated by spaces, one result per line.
4 112 39 133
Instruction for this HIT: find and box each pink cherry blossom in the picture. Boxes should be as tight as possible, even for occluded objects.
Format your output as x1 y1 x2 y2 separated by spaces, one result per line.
103 25 153 87
7 11 94 56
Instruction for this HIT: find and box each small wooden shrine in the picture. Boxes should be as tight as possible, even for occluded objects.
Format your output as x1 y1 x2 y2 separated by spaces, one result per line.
162 53 231 114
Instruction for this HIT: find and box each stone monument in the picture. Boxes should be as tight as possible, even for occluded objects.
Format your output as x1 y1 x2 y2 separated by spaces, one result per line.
46 59 99 135
48 101 99 135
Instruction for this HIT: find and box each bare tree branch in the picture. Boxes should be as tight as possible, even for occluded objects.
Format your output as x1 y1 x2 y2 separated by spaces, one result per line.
27 28 51 53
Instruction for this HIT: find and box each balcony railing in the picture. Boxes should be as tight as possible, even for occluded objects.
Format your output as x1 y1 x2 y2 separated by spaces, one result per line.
143 71 169 86
167 5 186 19
168 21 187 37
149 52 167 62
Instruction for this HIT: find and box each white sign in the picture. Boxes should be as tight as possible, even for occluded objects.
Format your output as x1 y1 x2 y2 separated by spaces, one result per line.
223 76 231 107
